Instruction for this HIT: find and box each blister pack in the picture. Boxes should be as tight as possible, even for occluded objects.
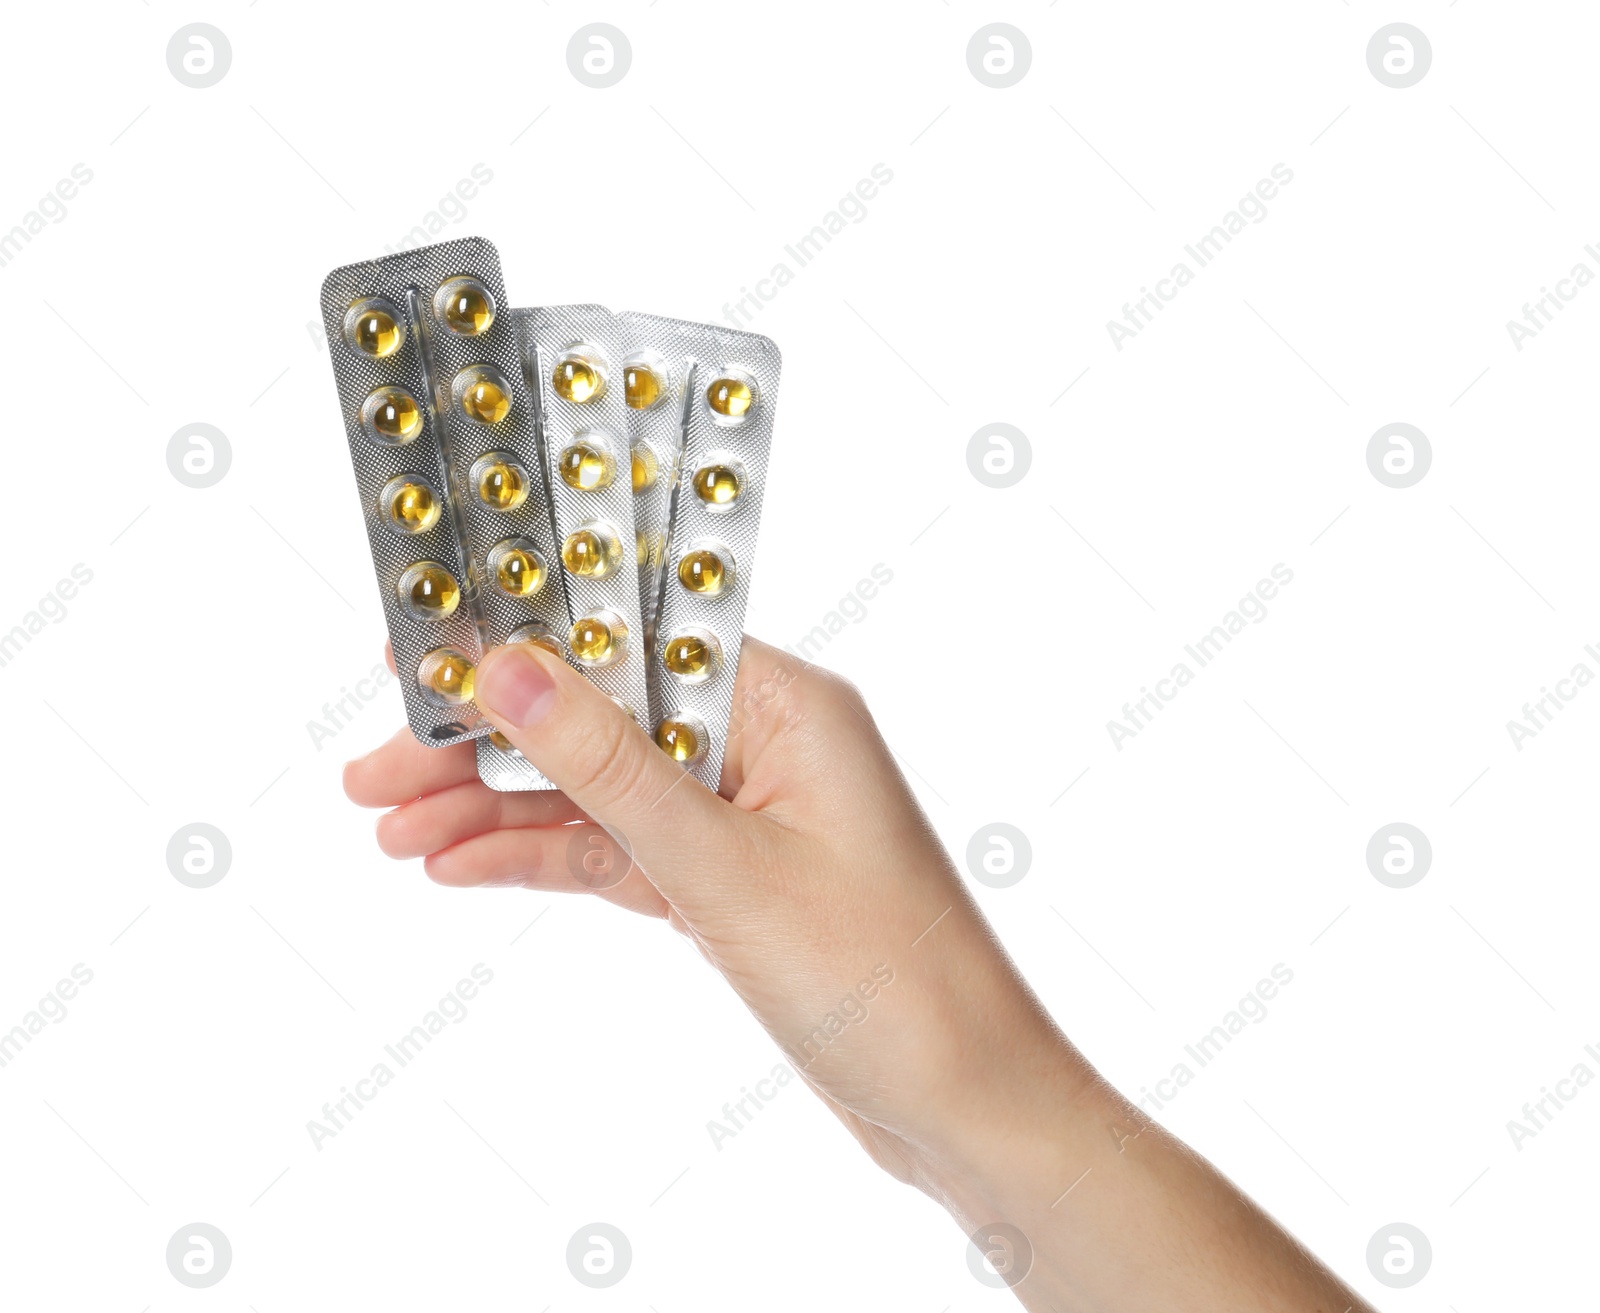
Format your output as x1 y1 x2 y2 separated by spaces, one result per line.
476 306 652 792
320 237 567 749
632 316 781 792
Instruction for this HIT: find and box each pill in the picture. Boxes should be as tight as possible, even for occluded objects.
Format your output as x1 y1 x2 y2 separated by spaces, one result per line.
654 715 705 763
363 386 423 445
398 562 460 619
706 373 753 418
676 545 731 596
662 629 720 682
692 461 743 507
458 366 512 423
436 277 495 335
474 454 529 510
558 440 614 491
553 350 604 403
488 539 546 598
419 648 475 705
382 477 441 534
569 611 627 666
561 524 624 578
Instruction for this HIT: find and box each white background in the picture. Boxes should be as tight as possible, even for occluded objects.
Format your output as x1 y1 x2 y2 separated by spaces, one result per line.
0 2 1594 1307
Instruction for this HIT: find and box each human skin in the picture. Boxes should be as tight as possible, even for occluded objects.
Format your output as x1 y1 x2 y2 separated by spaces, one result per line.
345 636 1377 1312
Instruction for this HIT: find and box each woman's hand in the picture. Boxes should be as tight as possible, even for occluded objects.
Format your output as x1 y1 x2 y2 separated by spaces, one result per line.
345 637 1374 1313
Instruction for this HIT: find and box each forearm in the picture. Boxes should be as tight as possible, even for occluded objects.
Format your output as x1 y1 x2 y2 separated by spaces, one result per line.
920 1050 1375 1313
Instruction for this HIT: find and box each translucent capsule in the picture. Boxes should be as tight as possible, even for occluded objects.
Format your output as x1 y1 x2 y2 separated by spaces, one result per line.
488 729 521 755
508 623 561 655
561 523 624 578
456 366 513 423
625 361 663 409
398 562 460 620
344 298 404 358
435 277 495 335
677 542 733 595
569 611 627 667
381 477 442 534
630 442 658 494
692 460 744 507
636 530 651 568
362 386 423 445
706 372 754 419
552 350 604 403
662 629 721 684
472 452 529 511
558 440 614 491
655 715 706 764
487 539 546 598
419 648 475 706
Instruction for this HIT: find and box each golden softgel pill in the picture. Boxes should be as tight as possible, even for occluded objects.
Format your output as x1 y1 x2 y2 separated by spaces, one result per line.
398 562 460 620
346 300 403 358
363 387 423 445
558 441 613 491
552 351 604 403
457 366 512 423
382 478 441 534
488 729 519 753
677 546 729 595
662 630 720 682
436 277 495 335
706 373 753 418
625 363 663 409
655 716 704 763
693 462 743 507
476 456 528 510
561 524 623 578
419 648 476 705
490 541 545 598
631 442 658 494
569 612 626 666
508 623 561 654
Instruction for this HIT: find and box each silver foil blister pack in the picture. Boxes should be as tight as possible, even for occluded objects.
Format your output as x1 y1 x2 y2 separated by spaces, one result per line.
321 237 561 747
634 315 781 792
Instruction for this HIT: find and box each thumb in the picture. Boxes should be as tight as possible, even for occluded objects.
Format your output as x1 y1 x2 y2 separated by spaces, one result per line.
473 643 737 888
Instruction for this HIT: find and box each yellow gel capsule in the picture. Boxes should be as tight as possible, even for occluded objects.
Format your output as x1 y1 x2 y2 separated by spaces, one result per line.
625 364 662 409
706 375 753 418
488 729 518 753
569 615 619 664
677 549 727 595
558 442 613 491
636 530 651 567
366 387 423 444
400 563 460 619
385 480 441 534
420 649 475 705
693 463 742 506
631 443 658 494
495 547 544 597
438 278 494 335
461 374 511 423
663 633 716 680
655 718 702 763
352 307 401 357
478 459 527 510
561 526 622 578
553 354 603 403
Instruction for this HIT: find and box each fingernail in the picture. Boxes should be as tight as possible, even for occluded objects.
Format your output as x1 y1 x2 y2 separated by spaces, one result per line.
477 647 557 728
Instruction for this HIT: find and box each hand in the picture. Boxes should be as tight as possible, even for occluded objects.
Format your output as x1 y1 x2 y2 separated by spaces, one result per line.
346 637 1374 1313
